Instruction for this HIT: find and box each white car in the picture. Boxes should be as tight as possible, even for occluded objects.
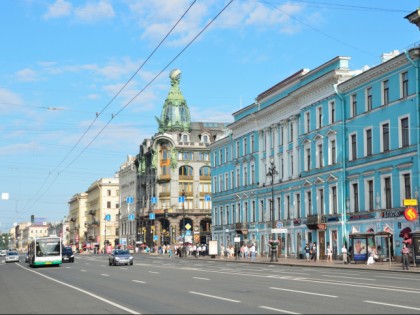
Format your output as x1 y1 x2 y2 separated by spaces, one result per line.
5 251 19 263
0 250 7 257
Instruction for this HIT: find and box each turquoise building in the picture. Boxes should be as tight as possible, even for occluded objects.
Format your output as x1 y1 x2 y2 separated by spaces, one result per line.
209 46 420 261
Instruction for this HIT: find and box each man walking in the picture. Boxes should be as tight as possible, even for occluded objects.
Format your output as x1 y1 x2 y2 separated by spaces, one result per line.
401 243 410 270
342 245 348 264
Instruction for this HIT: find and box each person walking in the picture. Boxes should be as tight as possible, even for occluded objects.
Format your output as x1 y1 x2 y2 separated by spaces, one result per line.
304 243 311 262
311 242 317 262
327 245 333 262
342 245 348 264
401 243 410 270
366 246 375 265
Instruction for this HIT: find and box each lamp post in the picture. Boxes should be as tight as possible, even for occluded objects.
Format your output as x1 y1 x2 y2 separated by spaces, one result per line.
181 190 187 258
104 216 107 254
267 158 278 262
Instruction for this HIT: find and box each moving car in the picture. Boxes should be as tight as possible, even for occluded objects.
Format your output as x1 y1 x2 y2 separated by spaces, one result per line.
0 250 6 257
109 249 133 266
62 246 74 263
5 250 19 263
24 252 29 263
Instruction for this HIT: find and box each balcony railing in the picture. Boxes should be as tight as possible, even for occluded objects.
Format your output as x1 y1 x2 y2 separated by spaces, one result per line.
306 214 321 225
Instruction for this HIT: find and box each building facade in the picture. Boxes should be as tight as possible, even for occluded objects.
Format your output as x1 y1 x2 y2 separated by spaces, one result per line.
210 46 420 260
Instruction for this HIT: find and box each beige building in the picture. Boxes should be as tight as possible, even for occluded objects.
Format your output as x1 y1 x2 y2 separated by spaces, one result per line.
68 192 88 248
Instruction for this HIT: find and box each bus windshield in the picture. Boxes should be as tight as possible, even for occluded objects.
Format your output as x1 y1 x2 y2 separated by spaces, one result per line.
36 239 61 256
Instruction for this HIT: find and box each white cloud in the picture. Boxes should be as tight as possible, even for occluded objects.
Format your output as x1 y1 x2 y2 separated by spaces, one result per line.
43 0 72 20
74 0 115 23
15 68 39 82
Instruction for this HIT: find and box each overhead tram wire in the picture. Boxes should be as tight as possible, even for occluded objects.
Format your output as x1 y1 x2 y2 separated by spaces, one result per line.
59 0 235 174
21 0 198 214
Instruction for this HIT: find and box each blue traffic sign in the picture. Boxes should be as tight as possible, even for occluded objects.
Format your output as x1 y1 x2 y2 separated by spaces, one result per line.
151 197 157 204
105 214 111 221
178 196 185 203
205 195 211 201
126 196 134 204
149 213 155 220
128 214 135 221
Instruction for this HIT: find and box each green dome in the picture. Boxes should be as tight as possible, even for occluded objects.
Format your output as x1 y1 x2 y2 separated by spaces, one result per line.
156 69 191 133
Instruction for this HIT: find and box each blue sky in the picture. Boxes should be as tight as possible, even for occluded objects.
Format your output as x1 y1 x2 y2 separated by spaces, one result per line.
0 0 418 232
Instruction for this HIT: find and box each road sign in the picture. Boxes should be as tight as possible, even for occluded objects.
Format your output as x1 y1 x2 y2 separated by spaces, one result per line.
153 235 158 241
185 223 191 230
205 195 211 201
404 207 418 221
126 196 134 204
271 228 287 234
151 197 157 204
186 230 192 236
149 213 155 220
404 199 418 206
234 237 241 243
179 196 185 203
128 214 135 221
276 221 283 228
105 214 111 221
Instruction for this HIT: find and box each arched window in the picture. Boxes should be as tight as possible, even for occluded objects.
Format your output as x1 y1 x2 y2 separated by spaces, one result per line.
199 166 211 176
179 165 193 176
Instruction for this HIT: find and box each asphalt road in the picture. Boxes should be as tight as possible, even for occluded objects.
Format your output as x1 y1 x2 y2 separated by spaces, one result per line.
1 254 420 314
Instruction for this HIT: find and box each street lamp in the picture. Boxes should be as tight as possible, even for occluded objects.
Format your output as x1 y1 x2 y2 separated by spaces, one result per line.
267 158 278 262
181 190 187 258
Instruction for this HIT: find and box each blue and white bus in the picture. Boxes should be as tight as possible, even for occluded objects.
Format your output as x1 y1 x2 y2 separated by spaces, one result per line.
28 236 62 267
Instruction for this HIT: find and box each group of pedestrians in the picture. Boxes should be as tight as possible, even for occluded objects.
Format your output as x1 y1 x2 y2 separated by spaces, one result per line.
303 242 318 262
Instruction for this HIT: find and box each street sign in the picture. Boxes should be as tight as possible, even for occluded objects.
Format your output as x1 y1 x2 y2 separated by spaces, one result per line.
128 214 135 221
185 223 191 230
151 197 157 204
178 196 185 203
404 207 418 221
276 221 283 228
186 230 192 236
234 237 241 243
153 235 158 241
271 228 287 234
404 199 418 206
105 214 111 221
205 195 211 201
149 213 155 220
126 196 134 204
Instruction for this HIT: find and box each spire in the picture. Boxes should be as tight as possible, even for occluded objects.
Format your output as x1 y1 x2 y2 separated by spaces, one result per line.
156 69 191 133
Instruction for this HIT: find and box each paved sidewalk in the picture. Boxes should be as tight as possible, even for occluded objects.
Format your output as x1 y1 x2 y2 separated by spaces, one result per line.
180 254 420 273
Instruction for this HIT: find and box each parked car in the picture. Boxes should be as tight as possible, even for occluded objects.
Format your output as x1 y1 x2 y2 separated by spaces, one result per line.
109 249 133 266
5 250 19 263
0 250 7 257
62 246 75 263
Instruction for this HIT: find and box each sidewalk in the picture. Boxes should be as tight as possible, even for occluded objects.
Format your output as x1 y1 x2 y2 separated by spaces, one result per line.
179 254 420 273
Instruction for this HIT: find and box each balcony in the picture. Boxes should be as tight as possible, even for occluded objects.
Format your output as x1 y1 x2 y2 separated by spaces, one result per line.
88 210 96 215
199 176 211 181
306 214 326 230
179 175 193 181
159 192 170 197
157 174 171 182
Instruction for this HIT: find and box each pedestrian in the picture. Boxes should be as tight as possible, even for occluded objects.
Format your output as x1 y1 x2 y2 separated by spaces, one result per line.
401 243 410 270
250 243 256 261
342 245 347 264
304 243 311 262
220 244 225 259
168 246 172 258
311 242 317 262
366 246 375 265
327 245 333 262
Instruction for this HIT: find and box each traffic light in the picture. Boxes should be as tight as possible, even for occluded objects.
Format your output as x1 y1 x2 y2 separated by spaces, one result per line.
31 215 34 223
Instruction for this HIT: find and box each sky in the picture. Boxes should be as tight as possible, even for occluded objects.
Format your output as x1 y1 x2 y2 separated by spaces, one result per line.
0 0 418 232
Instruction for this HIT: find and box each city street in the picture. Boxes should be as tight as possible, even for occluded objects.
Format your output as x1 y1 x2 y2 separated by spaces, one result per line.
1 254 420 314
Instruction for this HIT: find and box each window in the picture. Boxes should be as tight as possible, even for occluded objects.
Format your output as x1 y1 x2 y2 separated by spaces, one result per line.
366 87 372 111
243 166 248 186
182 134 189 142
236 169 240 188
330 139 336 165
236 141 240 158
307 191 312 216
329 101 335 124
290 122 294 142
331 186 337 214
352 183 359 212
305 112 310 133
243 138 248 155
403 173 411 199
231 171 235 189
367 180 374 211
317 143 323 168
251 164 255 185
350 134 357 160
317 106 322 129
219 150 223 166
225 173 229 191
401 71 408 98
382 80 389 105
286 195 291 219
280 126 284 145
202 135 209 143
107 201 111 209
200 166 211 176
305 146 311 171
365 128 372 156
382 122 390 152
318 188 324 215
400 117 409 148
251 134 255 153
271 128 275 149
351 94 357 117
296 193 301 219
384 177 392 209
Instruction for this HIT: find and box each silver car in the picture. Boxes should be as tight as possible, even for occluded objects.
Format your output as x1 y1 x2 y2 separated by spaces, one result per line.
109 249 133 266
5 251 19 263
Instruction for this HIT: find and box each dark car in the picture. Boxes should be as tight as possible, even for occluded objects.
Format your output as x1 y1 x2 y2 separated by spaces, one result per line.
109 249 133 266
62 246 74 263
24 252 29 263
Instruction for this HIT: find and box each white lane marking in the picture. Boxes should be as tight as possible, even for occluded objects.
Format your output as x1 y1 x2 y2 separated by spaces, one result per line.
189 291 241 303
132 280 146 284
270 287 337 298
120 268 128 270
65 267 71 269
101 274 110 277
376 275 420 281
80 270 87 272
192 277 210 281
259 306 300 314
16 264 140 314
148 271 159 274
321 275 375 281
365 300 420 311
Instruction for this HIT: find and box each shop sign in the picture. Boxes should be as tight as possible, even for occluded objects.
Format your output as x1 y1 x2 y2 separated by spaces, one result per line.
404 207 418 222
349 212 376 221
381 210 403 218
